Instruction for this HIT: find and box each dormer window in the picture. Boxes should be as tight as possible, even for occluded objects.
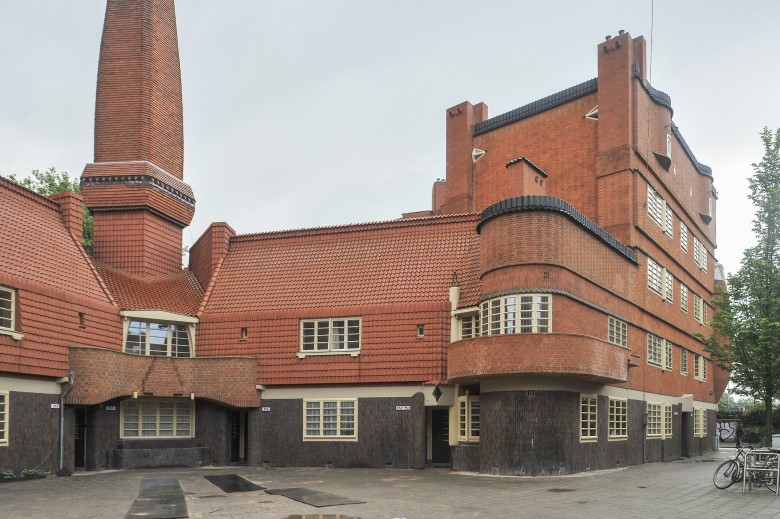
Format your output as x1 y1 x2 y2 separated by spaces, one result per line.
121 310 197 358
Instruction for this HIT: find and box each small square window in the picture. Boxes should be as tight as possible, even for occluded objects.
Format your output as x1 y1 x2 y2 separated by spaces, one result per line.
417 325 425 337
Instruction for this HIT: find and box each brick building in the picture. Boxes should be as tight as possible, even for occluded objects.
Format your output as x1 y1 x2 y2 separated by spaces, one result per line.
0 1 724 476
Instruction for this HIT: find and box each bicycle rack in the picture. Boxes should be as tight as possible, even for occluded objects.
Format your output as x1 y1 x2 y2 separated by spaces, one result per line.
742 450 780 495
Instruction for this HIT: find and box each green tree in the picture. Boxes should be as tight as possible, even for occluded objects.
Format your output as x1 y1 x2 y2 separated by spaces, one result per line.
8 167 93 255
706 127 780 446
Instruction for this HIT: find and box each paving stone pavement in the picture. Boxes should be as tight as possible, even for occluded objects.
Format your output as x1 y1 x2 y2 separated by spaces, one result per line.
3 448 780 519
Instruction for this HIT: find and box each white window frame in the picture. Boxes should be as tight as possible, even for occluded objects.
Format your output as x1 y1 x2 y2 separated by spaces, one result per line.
299 317 361 357
694 354 708 382
0 286 22 340
680 222 689 253
459 313 479 340
580 394 597 443
693 236 708 272
0 391 7 447
458 395 480 442
693 294 708 325
646 402 662 438
124 320 194 358
694 408 708 438
664 404 673 438
479 294 550 335
665 341 674 371
666 133 673 158
303 399 358 441
680 284 689 313
680 349 688 375
664 205 674 236
608 317 628 347
608 398 628 440
120 399 194 439
647 258 673 302
647 185 665 228
647 334 663 367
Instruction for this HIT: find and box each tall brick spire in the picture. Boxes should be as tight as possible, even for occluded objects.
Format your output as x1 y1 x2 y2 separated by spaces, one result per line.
82 0 195 277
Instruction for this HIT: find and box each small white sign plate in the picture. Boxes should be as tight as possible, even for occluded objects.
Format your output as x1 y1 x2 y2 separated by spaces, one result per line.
261 406 271 412
395 405 411 411
106 405 116 411
51 403 60 409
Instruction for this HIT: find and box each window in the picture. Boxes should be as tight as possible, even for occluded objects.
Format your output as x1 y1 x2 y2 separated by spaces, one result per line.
647 258 673 302
694 354 708 381
416 324 425 337
693 237 708 272
608 317 628 347
647 402 673 439
0 287 16 332
666 133 672 158
647 185 665 228
694 408 707 438
646 402 662 438
121 399 194 439
580 395 597 442
300 318 361 353
608 398 628 440
479 294 550 335
680 284 689 313
680 349 688 375
647 334 663 367
304 399 357 440
680 223 689 253
458 396 480 442
665 341 673 371
693 294 708 325
664 205 673 236
0 391 7 447
459 313 479 339
125 320 192 357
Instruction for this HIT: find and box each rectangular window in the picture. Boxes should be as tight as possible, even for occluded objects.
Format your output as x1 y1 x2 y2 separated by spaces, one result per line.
693 237 708 272
647 334 663 367
665 205 673 236
124 320 192 357
694 408 707 438
680 349 688 375
680 223 689 253
0 391 7 446
0 286 15 333
667 133 672 158
304 399 357 440
458 396 480 442
693 294 708 324
664 404 673 438
693 354 708 381
647 258 673 302
646 402 662 438
121 399 194 439
460 314 479 340
680 284 689 313
301 318 361 353
647 185 665 228
608 317 628 347
665 341 673 371
479 294 550 335
608 398 628 440
580 395 597 442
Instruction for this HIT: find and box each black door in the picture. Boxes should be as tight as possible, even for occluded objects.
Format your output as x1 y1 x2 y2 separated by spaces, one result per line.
230 411 247 463
74 409 86 469
431 408 451 465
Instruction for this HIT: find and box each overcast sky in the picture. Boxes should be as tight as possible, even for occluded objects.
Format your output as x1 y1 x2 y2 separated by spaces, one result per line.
1 1 778 277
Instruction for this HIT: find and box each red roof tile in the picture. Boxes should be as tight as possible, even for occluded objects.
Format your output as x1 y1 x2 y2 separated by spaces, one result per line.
94 261 203 316
203 214 481 314
0 176 110 301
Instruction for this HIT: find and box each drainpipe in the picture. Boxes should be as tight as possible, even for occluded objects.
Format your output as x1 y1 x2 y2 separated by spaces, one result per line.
58 372 75 476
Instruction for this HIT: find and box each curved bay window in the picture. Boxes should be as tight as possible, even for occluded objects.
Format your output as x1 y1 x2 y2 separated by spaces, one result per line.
479 294 551 336
121 399 194 439
121 311 197 358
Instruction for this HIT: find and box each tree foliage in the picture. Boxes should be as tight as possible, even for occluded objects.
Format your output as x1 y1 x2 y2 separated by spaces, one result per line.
8 167 93 255
706 127 780 445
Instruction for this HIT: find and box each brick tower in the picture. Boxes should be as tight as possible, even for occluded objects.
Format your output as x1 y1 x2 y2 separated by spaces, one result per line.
81 0 194 276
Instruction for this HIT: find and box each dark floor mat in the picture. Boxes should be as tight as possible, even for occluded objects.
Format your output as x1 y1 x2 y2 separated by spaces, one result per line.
203 474 265 493
266 487 366 507
126 478 188 519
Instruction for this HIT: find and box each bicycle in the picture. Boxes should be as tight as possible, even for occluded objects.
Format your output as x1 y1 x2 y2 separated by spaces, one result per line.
713 443 779 492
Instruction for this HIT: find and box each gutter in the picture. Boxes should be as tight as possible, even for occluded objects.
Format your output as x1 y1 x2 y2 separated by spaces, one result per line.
58 372 75 476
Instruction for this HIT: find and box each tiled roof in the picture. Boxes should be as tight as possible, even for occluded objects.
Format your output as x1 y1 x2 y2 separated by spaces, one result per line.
203 214 482 314
0 176 109 301
94 261 203 316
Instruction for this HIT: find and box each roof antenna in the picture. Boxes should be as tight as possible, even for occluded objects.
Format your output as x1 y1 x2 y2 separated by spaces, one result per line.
649 0 654 82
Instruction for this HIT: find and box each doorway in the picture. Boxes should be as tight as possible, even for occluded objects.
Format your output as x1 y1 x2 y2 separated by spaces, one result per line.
74 408 86 469
230 410 247 464
431 408 451 466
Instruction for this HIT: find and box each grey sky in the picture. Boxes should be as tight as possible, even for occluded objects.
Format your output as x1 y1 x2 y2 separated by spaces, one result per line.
1 1 778 277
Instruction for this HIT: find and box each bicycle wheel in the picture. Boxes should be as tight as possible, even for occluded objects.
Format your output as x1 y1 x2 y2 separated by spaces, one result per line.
764 473 778 493
713 460 739 489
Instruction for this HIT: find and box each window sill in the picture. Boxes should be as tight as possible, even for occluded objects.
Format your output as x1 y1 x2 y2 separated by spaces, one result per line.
303 437 358 442
0 329 23 341
297 350 360 359
608 437 628 442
